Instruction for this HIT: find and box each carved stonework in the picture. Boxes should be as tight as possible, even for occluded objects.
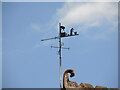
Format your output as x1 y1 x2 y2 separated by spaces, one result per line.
63 69 108 90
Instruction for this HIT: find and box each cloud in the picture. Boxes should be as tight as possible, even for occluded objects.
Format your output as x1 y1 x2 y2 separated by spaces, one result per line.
30 23 42 32
31 2 118 48
56 2 118 39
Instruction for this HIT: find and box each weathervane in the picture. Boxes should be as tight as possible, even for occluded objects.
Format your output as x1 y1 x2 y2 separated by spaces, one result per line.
41 23 79 88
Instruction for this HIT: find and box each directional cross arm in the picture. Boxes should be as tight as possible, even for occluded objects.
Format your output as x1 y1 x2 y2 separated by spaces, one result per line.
51 46 70 50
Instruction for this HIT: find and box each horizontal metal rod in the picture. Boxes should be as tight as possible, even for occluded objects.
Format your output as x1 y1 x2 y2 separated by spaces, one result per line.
51 46 70 50
41 34 79 41
41 37 59 41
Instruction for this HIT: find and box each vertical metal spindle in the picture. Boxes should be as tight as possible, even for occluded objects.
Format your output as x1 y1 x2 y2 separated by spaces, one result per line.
59 23 62 88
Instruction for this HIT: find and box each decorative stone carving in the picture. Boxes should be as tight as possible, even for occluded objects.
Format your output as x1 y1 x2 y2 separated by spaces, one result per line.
63 69 108 90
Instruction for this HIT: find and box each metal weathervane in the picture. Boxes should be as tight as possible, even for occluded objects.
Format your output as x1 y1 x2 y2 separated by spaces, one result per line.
41 23 79 88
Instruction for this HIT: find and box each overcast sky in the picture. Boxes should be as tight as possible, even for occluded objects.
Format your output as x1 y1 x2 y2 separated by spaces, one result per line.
1 0 118 88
